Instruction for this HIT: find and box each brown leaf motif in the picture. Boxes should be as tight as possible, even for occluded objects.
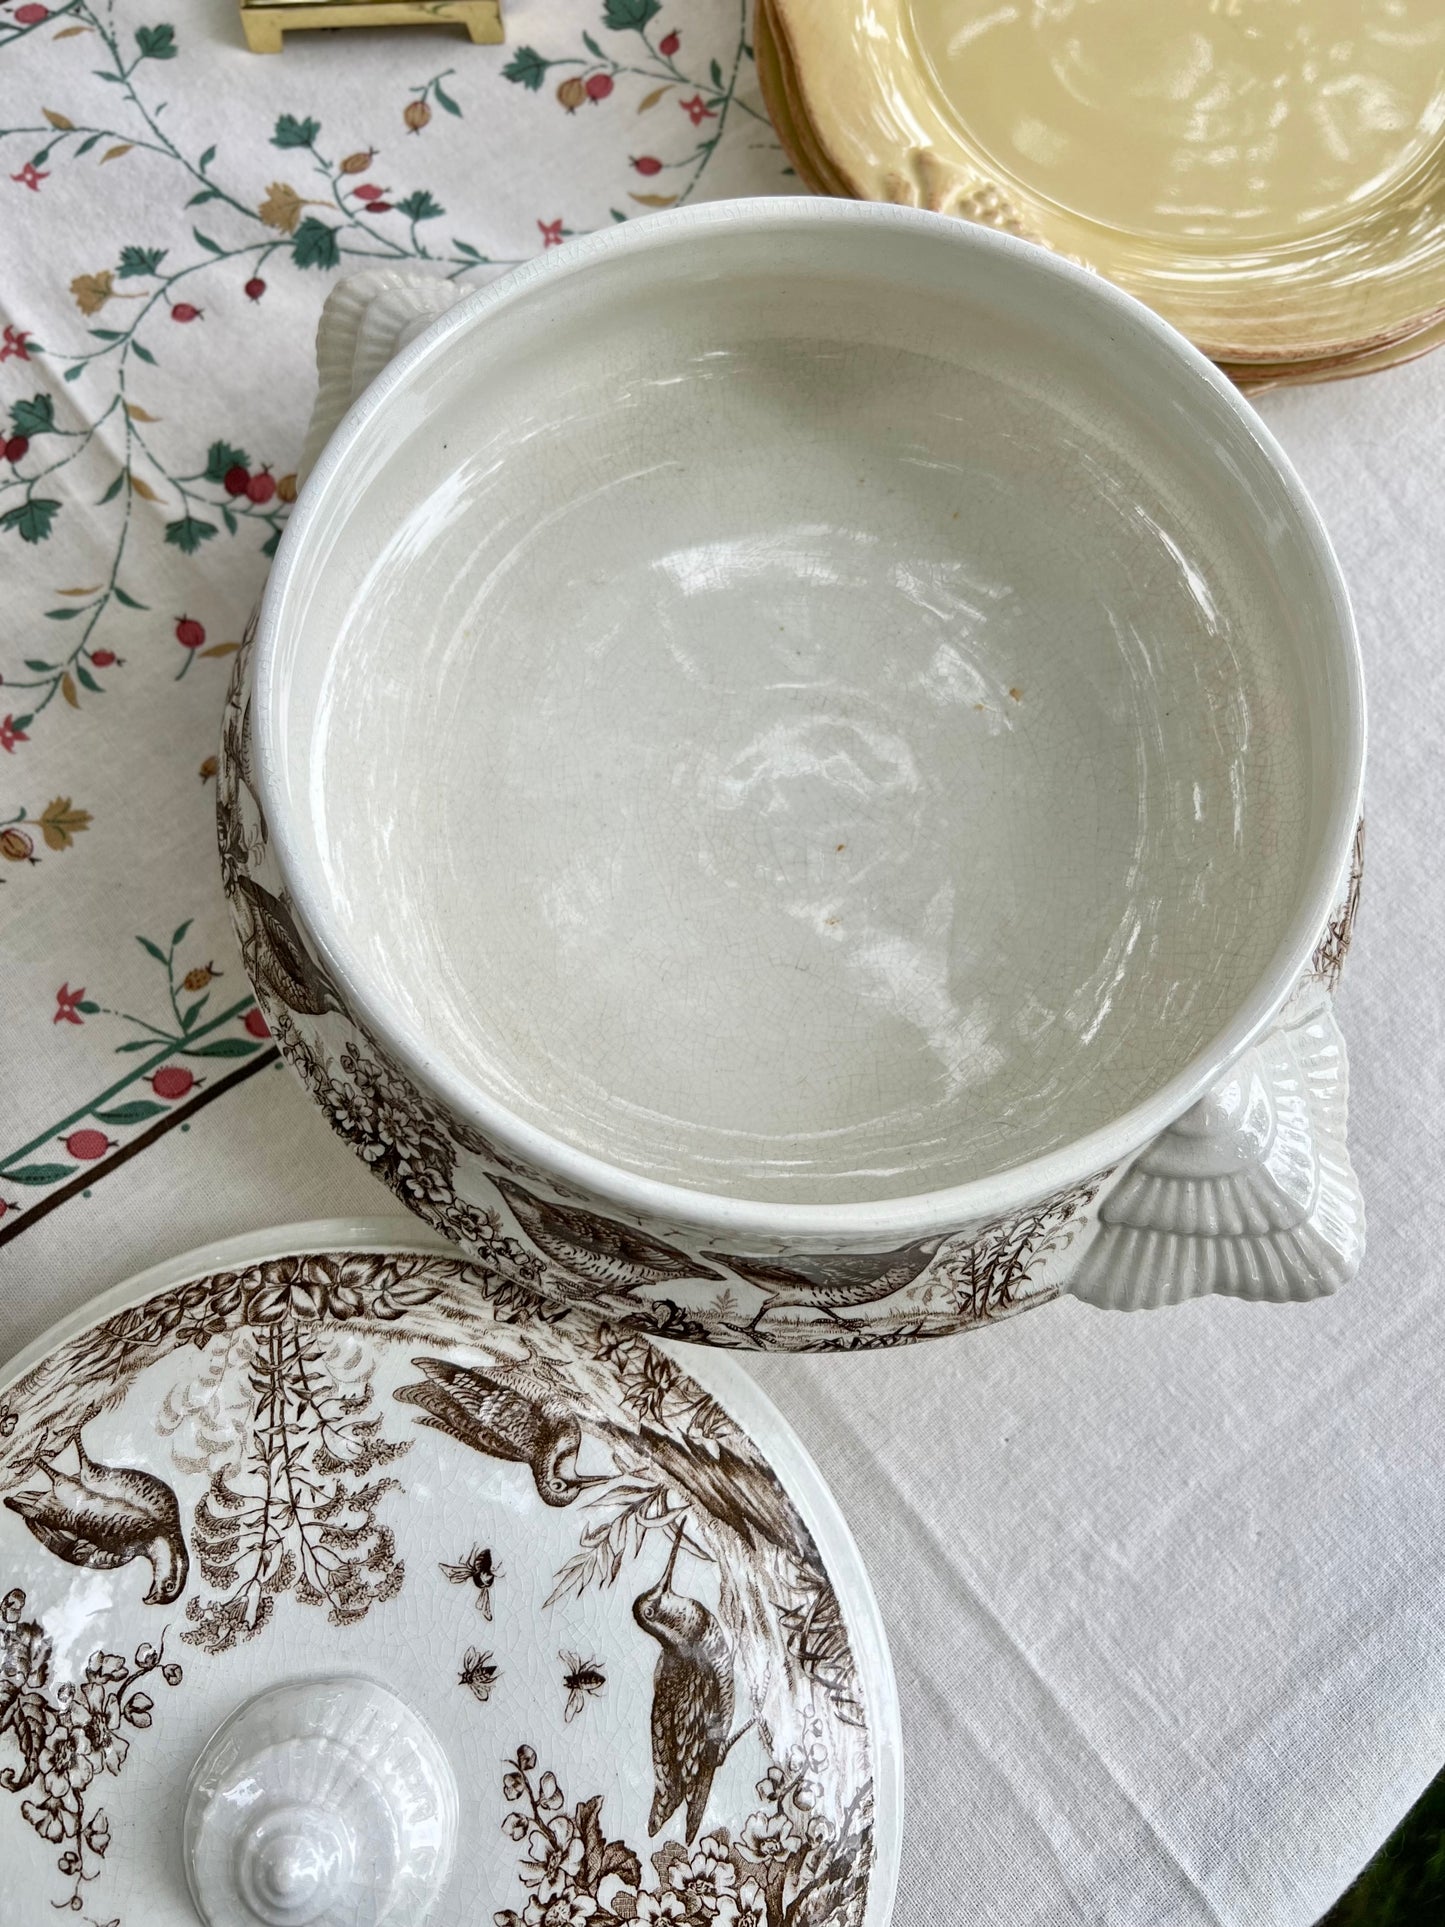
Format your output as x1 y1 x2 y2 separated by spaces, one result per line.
99 144 132 164
39 799 91 851
42 108 73 130
258 181 305 234
69 270 114 316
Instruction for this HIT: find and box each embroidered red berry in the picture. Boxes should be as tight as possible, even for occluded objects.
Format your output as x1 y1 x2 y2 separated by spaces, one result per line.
171 302 202 323
659 29 680 54
5 435 28 464
585 72 614 101
244 1007 271 1038
632 155 663 176
65 1129 110 1161
90 648 116 667
365 202 392 215
15 4 49 21
246 470 276 505
150 1066 196 1100
353 183 384 202
223 464 250 497
175 615 206 650
244 276 266 302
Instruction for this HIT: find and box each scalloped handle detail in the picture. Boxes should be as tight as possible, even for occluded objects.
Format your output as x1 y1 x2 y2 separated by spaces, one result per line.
1061 983 1363 1310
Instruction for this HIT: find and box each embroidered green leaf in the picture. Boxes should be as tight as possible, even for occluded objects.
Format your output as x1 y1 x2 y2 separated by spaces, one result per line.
191 1037 261 1058
44 607 81 619
261 527 281 558
164 514 217 554
132 341 157 366
602 0 660 31
23 659 55 672
10 394 55 436
710 57 723 87
96 1101 165 1125
501 45 548 89
134 24 177 60
76 664 101 693
117 245 167 279
115 1038 159 1053
137 935 168 962
181 996 208 1030
221 505 236 535
203 439 250 483
4 1164 75 1185
172 919 192 946
582 30 604 56
291 217 340 271
199 143 217 170
75 133 101 156
272 113 320 149
187 187 219 205
1 498 61 543
193 228 223 254
98 471 125 503
76 1001 100 1014
113 584 147 610
433 78 461 116
453 238 485 259
396 190 444 223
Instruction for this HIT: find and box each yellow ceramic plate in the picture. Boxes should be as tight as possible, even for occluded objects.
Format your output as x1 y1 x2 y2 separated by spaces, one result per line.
770 0 1445 365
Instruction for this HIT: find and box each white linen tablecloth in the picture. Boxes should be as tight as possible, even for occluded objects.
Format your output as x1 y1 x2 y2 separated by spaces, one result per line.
3 5 1443 1922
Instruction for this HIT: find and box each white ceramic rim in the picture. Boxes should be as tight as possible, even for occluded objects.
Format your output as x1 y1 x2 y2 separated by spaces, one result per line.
0 1217 903 1927
254 197 1366 1244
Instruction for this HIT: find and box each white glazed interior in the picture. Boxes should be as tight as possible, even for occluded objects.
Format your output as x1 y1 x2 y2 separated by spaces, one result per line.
260 202 1362 1234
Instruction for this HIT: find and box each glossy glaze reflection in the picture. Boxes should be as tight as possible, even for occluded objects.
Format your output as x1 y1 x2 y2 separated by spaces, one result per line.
906 0 1445 243
773 0 1445 362
293 261 1323 1206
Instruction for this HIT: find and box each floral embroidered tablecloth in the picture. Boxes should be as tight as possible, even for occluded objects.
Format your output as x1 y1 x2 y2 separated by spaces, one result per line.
0 0 786 1246
4 7 1445 1927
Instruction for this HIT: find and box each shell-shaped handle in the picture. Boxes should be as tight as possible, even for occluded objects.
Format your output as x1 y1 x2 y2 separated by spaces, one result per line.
1062 984 1364 1310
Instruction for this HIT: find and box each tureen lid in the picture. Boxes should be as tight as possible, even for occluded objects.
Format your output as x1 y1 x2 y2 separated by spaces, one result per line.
0 1223 899 1927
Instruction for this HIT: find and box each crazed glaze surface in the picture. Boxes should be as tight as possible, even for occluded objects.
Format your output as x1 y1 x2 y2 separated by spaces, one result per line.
0 1227 899 1924
771 0 1445 362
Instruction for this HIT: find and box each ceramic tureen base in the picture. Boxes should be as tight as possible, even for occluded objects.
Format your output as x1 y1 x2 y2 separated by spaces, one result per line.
0 1225 899 1927
217 260 1364 1353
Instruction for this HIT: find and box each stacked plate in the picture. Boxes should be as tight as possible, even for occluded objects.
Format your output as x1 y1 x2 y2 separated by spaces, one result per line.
758 0 1445 390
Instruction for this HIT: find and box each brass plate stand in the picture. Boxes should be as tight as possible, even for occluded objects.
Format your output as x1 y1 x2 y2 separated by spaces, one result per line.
239 0 502 53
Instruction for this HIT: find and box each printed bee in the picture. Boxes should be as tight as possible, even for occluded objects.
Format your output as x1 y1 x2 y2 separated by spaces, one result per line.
439 1544 501 1618
459 1649 501 1704
561 1651 607 1723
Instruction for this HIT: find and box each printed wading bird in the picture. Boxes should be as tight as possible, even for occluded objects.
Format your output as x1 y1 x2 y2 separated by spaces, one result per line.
497 1180 722 1295
4 1437 188 1605
633 1423 805 1559
633 1523 748 1845
395 1356 609 1506
234 875 343 1016
719 1236 943 1321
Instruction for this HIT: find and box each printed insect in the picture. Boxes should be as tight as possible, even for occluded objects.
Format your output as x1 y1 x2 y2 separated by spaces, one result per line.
459 1648 501 1703
561 1651 607 1722
439 1544 502 1618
